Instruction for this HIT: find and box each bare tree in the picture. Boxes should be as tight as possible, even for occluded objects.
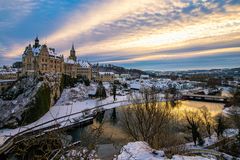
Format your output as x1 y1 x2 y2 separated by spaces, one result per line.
230 87 240 107
229 109 240 144
112 84 117 101
121 88 172 148
229 87 240 142
185 110 204 146
60 123 104 159
233 116 240 144
6 117 104 159
164 87 181 108
95 81 107 100
200 106 213 138
214 114 226 139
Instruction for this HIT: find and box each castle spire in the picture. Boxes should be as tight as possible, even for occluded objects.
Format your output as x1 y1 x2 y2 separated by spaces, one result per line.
71 43 75 51
35 36 39 42
69 43 77 62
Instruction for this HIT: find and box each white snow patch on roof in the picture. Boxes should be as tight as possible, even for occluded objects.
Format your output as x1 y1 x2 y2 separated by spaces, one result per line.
99 72 114 75
30 46 42 56
0 79 17 83
79 60 90 68
64 58 76 64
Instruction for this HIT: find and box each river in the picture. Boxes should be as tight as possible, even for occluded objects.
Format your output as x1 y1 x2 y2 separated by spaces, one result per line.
66 100 224 159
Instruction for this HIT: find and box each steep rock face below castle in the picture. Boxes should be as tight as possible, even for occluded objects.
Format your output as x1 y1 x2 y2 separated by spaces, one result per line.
0 74 62 129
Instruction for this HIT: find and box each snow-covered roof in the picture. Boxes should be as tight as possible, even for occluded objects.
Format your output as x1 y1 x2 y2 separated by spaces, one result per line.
99 72 114 75
48 48 55 56
64 58 77 64
0 68 19 75
32 46 41 55
120 74 131 78
140 74 149 78
0 71 18 75
64 59 91 67
130 83 141 90
23 44 62 59
78 60 90 68
48 48 61 58
0 79 17 83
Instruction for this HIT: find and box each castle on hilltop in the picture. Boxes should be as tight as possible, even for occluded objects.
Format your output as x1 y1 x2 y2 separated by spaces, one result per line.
22 37 93 80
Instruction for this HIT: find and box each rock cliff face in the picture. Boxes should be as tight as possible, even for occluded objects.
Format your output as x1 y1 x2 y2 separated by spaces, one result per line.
0 74 62 129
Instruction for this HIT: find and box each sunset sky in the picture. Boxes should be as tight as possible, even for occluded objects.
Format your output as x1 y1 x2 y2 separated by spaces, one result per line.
0 0 240 71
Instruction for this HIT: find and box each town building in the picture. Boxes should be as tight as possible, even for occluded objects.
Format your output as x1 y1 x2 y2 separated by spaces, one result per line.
140 74 150 79
120 74 131 79
96 72 115 82
0 68 20 94
0 68 20 80
77 60 92 80
0 80 16 94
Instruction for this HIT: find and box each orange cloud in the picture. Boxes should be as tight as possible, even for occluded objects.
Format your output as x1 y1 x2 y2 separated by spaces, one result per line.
102 47 240 64
73 11 240 56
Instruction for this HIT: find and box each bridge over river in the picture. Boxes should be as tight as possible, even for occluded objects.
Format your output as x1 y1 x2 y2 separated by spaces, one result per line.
182 94 230 103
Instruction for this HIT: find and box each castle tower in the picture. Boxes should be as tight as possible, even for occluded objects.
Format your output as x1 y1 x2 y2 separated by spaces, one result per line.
33 36 40 48
69 43 77 61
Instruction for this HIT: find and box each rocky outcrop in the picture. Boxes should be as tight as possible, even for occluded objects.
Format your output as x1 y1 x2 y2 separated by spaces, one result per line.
42 74 62 106
0 74 62 129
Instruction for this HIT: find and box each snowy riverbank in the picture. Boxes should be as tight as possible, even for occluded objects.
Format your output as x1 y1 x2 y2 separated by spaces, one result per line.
116 141 240 160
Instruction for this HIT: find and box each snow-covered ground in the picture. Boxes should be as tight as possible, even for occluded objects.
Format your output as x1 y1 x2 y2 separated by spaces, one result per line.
55 83 97 105
223 106 240 116
184 129 238 150
115 125 239 159
223 128 239 138
116 141 219 160
184 134 218 150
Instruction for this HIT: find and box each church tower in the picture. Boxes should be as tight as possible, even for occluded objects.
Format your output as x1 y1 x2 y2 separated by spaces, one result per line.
69 44 77 61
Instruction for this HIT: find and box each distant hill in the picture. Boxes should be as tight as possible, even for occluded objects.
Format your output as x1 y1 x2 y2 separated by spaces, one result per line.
185 67 240 73
93 64 152 77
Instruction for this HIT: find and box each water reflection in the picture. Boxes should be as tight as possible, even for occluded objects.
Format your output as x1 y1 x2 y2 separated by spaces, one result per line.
175 101 224 117
96 111 105 123
67 107 130 159
110 108 117 125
